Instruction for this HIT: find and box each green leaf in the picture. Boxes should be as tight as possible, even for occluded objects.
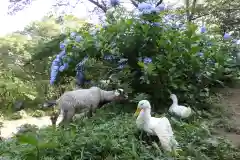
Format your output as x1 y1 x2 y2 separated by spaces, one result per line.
38 142 58 149
137 62 144 68
17 134 39 146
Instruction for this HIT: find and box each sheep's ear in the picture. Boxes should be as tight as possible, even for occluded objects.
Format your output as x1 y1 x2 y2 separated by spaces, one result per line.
114 90 120 96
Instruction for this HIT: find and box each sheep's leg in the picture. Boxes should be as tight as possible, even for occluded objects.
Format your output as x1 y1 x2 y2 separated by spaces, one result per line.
87 108 94 118
65 110 75 125
59 109 75 128
50 110 59 127
87 106 93 118
87 105 97 118
139 130 143 141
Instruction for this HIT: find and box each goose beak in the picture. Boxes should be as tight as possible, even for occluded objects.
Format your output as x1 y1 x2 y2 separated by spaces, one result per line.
134 107 142 117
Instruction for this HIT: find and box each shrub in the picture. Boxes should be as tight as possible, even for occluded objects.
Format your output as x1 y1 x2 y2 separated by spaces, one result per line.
49 8 238 111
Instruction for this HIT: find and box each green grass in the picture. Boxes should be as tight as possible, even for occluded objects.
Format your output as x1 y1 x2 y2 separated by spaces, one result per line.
0 103 240 160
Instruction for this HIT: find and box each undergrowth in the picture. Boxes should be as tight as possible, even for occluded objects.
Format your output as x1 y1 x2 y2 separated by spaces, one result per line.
0 103 239 160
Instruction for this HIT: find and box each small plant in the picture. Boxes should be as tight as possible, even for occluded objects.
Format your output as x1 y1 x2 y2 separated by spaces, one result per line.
16 124 39 135
15 133 57 160
31 110 45 118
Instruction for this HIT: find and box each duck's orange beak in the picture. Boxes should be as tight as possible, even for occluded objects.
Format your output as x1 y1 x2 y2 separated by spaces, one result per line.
134 107 142 117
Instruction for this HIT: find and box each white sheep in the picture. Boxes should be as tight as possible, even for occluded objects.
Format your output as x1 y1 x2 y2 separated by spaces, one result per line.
50 86 128 127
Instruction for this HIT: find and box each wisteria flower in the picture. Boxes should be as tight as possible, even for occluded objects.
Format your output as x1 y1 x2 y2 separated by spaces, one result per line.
200 26 206 33
117 65 124 69
143 57 152 64
75 35 82 42
152 22 161 27
59 63 69 72
154 4 165 12
70 32 77 38
50 65 59 85
138 2 154 14
110 0 120 6
223 33 231 40
59 42 66 50
58 50 66 58
197 52 204 57
104 55 116 60
102 23 108 29
236 39 240 45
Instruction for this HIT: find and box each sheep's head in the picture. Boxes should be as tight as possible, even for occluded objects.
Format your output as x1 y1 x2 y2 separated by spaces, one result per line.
114 88 128 101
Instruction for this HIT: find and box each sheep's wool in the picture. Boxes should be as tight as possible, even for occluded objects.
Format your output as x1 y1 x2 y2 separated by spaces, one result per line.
53 87 120 126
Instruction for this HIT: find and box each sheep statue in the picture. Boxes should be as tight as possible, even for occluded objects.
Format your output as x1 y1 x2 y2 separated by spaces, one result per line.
49 86 128 127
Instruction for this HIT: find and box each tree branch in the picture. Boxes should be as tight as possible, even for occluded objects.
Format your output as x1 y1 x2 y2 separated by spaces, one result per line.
88 0 107 13
130 0 138 7
185 0 190 21
156 0 164 7
189 0 197 21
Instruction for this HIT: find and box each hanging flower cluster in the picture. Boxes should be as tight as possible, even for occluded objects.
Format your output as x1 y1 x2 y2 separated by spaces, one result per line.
137 3 166 14
50 32 83 85
197 25 239 58
110 0 120 7
50 3 239 86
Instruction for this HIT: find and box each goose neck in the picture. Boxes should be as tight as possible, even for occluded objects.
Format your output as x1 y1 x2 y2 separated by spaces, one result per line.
172 98 178 105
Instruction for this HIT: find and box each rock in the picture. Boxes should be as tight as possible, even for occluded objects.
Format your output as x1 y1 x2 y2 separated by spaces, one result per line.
11 110 28 120
16 124 38 135
13 100 24 111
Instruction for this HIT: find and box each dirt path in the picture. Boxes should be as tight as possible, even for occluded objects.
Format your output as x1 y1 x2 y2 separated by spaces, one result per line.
214 87 240 147
0 115 63 139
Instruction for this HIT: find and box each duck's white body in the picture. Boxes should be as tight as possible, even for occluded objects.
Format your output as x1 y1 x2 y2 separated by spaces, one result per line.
135 100 178 152
169 94 192 118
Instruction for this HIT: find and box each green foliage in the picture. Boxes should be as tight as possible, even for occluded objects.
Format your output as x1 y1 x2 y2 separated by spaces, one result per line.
16 124 39 135
31 110 45 118
0 105 239 160
57 10 239 110
0 15 87 112
0 4 239 160
194 0 240 33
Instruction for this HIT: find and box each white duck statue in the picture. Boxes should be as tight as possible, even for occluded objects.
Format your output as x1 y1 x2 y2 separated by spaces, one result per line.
169 94 192 119
134 100 179 152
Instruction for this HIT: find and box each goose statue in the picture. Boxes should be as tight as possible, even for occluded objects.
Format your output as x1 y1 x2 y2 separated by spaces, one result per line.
169 94 192 118
134 100 178 152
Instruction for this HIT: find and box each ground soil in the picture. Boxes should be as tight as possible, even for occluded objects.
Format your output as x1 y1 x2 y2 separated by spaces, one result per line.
214 87 240 147
0 115 63 139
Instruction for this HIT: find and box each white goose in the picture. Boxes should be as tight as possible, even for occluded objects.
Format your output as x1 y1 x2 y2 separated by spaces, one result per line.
169 94 192 118
134 100 178 152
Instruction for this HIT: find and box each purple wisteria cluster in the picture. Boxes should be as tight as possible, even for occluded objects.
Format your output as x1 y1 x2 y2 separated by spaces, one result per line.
103 54 152 69
136 2 239 61
49 3 239 86
137 3 186 30
137 2 166 14
110 0 120 7
50 32 83 85
197 26 240 58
